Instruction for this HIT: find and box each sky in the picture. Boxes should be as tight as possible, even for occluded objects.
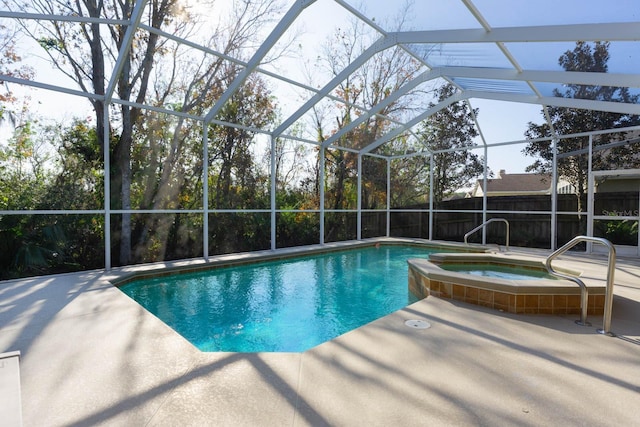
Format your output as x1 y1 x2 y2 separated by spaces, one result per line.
300 0 640 173
262 0 557 174
7 0 638 175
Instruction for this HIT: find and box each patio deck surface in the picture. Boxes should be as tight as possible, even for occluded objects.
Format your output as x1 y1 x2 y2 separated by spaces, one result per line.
1 241 639 426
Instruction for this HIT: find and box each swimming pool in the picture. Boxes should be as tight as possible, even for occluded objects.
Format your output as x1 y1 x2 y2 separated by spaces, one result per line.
118 244 449 352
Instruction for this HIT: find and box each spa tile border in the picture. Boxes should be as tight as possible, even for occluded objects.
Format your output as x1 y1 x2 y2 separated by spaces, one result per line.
408 257 606 316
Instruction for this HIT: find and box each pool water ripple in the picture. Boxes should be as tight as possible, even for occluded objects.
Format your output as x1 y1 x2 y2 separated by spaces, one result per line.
118 245 438 352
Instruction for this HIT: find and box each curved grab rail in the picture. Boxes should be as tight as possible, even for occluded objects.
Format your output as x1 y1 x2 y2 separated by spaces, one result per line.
464 218 510 251
546 268 591 327
545 236 616 336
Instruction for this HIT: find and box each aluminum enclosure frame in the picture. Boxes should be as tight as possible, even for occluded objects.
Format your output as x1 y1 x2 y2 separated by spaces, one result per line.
1 0 640 271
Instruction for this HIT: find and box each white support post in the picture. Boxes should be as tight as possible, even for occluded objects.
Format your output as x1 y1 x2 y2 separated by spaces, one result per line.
551 138 558 250
386 158 391 237
550 142 558 250
586 134 594 253
587 172 596 250
320 147 325 245
482 146 488 245
103 106 111 270
544 106 557 251
103 0 146 270
271 136 277 250
203 124 209 260
429 154 434 240
357 154 362 240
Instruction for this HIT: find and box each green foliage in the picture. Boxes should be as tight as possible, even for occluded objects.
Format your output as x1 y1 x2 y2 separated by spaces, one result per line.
46 120 104 210
389 155 429 207
523 42 640 202
0 213 105 279
0 117 106 278
600 219 638 246
208 76 276 210
275 190 320 247
361 156 387 209
38 37 63 51
0 118 50 210
418 84 483 203
1 1 322 276
1 1 485 276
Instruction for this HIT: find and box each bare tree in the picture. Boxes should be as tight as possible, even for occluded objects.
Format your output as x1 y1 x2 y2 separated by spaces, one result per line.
0 22 34 124
6 0 284 264
309 6 427 238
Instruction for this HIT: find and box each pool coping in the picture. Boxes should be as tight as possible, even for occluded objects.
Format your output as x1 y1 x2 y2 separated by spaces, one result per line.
109 237 488 287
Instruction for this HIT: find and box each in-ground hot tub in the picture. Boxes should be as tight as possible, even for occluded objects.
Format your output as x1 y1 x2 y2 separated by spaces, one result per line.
408 252 606 315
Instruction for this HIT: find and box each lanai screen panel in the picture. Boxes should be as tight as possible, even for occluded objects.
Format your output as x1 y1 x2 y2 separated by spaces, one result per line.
3 0 640 278
474 0 639 26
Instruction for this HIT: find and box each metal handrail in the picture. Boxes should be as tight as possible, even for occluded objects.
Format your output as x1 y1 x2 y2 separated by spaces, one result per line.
545 236 616 336
546 266 591 327
464 218 510 251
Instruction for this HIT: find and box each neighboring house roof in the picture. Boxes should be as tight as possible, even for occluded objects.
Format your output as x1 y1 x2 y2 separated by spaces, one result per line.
469 133 640 198
470 170 552 197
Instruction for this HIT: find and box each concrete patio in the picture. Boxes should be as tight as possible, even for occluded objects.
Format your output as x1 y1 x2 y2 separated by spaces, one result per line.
1 244 639 426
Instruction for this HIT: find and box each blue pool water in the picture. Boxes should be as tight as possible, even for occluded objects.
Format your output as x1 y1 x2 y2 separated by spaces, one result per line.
440 264 557 280
118 245 441 352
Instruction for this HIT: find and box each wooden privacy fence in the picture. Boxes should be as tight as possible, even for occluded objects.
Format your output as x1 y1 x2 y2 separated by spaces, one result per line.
360 192 639 249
